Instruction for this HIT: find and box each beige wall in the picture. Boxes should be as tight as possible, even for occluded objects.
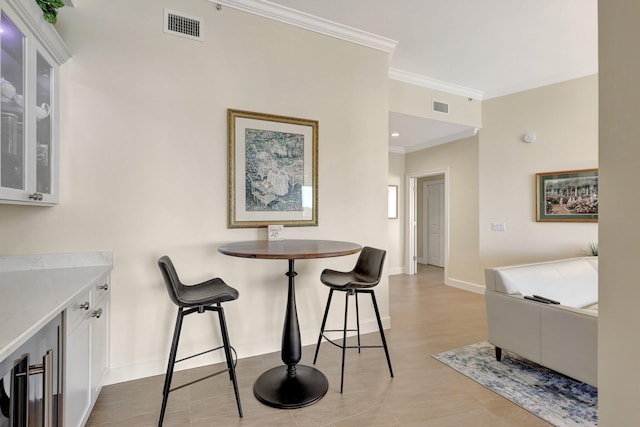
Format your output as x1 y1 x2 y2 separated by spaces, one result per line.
388 77 481 280
389 79 482 128
479 75 598 275
598 3 640 425
405 136 480 287
393 75 598 288
0 0 390 383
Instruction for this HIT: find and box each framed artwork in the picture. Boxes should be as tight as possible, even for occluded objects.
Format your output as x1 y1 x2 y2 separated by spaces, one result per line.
536 169 598 222
227 109 318 228
388 185 398 219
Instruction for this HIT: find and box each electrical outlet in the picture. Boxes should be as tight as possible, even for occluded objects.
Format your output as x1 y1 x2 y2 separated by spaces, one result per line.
491 222 506 232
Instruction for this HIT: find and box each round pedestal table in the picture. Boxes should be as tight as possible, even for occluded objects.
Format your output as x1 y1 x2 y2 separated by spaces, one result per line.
218 239 362 409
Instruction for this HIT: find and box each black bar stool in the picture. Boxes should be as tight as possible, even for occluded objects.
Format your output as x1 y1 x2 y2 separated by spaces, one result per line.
157 256 243 426
312 247 393 392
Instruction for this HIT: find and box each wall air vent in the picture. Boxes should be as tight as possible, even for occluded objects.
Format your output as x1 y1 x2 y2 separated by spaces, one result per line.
164 9 203 41
433 100 449 114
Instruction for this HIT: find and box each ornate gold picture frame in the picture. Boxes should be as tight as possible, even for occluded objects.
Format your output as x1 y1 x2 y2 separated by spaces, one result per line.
227 109 318 228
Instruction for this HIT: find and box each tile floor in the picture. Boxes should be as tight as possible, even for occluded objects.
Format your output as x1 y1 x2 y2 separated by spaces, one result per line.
86 265 549 426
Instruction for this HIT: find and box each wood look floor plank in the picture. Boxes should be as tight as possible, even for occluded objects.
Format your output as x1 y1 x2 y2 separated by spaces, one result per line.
86 265 550 426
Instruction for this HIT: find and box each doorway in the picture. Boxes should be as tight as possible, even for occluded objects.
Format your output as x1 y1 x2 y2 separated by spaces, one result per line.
423 178 445 267
407 169 449 276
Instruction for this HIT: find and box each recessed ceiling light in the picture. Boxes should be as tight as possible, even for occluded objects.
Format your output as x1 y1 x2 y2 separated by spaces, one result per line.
391 132 400 137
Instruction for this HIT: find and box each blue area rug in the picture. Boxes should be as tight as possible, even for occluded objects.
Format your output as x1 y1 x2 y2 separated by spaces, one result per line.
433 341 598 426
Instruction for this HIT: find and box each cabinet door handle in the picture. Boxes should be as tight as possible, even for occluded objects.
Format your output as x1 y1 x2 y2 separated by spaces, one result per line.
79 301 90 310
15 350 54 427
32 350 54 427
91 308 103 319
99 283 109 291
28 192 43 201
11 355 29 426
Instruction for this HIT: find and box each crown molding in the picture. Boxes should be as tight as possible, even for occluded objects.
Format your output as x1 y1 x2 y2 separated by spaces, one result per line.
211 0 397 53
211 1 596 102
389 68 484 100
389 146 406 154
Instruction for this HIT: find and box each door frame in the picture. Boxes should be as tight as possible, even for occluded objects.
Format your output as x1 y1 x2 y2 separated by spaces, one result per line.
406 168 449 276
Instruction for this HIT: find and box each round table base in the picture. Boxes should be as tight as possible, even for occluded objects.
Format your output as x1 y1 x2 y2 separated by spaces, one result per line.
253 364 329 409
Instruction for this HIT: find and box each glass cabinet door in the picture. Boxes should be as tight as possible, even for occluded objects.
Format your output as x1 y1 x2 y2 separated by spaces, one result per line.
0 11 26 191
36 52 53 195
0 2 68 205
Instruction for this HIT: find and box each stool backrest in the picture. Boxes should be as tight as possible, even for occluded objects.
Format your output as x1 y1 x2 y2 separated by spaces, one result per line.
353 247 386 286
158 256 184 306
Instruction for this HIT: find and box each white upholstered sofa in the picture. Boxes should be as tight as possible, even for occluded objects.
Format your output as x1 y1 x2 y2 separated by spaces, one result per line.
484 257 598 386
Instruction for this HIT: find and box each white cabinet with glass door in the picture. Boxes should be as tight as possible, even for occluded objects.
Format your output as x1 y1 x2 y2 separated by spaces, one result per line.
0 0 70 205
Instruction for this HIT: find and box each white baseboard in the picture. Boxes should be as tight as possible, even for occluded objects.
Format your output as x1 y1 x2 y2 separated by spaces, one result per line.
104 316 391 386
388 266 405 276
445 277 485 294
106 361 168 386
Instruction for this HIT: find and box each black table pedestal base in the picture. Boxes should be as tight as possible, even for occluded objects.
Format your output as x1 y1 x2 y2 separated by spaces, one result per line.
253 364 328 409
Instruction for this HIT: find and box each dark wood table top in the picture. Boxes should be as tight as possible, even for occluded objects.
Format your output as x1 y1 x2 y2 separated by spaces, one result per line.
218 239 362 260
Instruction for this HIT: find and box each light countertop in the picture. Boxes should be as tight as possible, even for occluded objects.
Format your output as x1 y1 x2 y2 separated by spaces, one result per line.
0 252 113 362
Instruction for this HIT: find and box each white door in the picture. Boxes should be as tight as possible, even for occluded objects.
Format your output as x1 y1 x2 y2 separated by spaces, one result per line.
425 180 444 267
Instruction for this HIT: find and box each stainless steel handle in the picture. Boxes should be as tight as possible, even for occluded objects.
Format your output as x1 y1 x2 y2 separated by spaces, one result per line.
99 283 109 291
43 350 54 427
79 301 90 310
91 308 103 319
30 350 54 427
11 355 29 426
28 192 43 201
12 350 54 427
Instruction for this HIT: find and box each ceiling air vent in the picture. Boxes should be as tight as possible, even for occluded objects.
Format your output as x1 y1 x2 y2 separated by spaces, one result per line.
164 9 203 41
433 100 449 114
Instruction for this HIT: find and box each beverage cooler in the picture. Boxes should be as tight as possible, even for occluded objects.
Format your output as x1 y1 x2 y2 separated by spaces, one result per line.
0 314 61 427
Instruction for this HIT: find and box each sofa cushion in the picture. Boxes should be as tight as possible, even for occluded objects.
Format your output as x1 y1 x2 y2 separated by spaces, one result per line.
493 258 598 309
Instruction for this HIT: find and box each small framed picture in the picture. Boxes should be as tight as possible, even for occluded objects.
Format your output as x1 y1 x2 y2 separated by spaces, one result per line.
268 224 284 240
536 169 598 222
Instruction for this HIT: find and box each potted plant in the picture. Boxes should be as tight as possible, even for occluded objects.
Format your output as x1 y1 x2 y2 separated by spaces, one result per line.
585 241 598 256
36 0 64 24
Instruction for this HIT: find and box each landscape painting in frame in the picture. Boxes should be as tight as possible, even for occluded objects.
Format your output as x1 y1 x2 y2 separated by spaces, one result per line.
227 109 318 228
536 169 598 222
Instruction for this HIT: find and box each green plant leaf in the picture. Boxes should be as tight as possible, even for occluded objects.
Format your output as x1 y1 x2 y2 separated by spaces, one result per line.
43 11 56 24
35 0 63 24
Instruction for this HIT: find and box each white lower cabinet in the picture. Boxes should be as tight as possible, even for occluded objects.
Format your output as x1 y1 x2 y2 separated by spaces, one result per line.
64 275 111 427
65 316 91 427
90 294 109 401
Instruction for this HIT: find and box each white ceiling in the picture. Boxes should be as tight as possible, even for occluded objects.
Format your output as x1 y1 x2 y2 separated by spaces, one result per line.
215 0 598 152
388 113 478 153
